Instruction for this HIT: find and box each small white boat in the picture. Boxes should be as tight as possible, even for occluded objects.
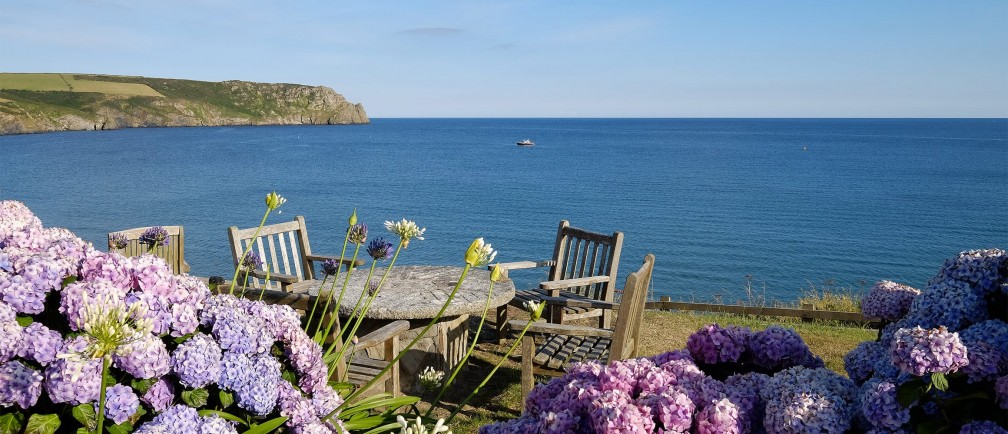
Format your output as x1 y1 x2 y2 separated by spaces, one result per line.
517 139 535 146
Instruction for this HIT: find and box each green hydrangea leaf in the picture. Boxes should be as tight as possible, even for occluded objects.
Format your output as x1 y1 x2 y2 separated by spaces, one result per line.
0 412 26 434
182 388 210 408
219 390 235 409
931 372 949 392
24 413 60 434
71 404 97 431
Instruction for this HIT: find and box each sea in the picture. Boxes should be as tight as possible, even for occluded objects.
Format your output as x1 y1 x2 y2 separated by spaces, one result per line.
1 118 1005 303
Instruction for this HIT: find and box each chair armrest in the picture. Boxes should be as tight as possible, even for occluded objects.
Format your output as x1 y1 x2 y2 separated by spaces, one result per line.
539 295 620 311
539 275 611 291
493 260 555 272
507 319 614 338
305 254 365 267
181 260 191 274
355 320 410 350
248 269 299 284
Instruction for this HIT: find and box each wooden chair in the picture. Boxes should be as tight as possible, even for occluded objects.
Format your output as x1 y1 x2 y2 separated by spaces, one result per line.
214 283 409 397
495 220 624 342
108 226 190 275
227 216 363 293
511 253 654 396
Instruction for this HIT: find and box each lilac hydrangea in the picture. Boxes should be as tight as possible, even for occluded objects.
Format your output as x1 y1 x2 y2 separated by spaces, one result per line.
860 380 910 430
142 378 175 412
199 414 239 434
696 397 743 434
278 380 322 430
0 272 47 314
114 332 170 379
750 325 817 370
0 360 43 409
137 405 202 434
724 372 771 431
891 326 969 376
79 250 134 290
764 388 851 434
133 254 175 294
590 389 654 433
210 305 273 355
687 323 751 364
637 385 693 433
0 318 24 363
17 322 63 366
284 331 327 394
862 280 920 321
60 279 128 331
171 333 222 388
235 354 282 415
101 383 140 424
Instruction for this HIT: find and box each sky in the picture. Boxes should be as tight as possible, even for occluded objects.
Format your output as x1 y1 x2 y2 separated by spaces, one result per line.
1 1 1006 118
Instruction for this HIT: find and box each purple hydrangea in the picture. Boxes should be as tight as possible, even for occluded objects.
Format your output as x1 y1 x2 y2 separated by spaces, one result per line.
142 378 175 412
0 360 43 409
101 383 140 424
650 348 694 366
278 380 321 430
927 248 1007 295
139 226 170 248
218 351 254 391
764 388 851 434
0 273 47 314
590 389 654 433
210 305 273 355
171 333 222 388
961 342 1005 384
959 320 1008 354
724 372 771 431
750 325 816 370
637 385 693 433
0 319 24 363
905 280 987 332
845 340 889 385
138 404 202 434
686 323 751 364
861 280 920 321
80 250 134 290
860 380 910 430
235 354 282 415
310 384 344 422
0 301 16 322
199 415 239 434
696 397 743 434
133 254 175 294
114 333 170 379
891 326 969 376
44 338 102 405
17 322 63 366
284 332 327 394
366 237 394 261
479 417 542 434
959 420 1008 434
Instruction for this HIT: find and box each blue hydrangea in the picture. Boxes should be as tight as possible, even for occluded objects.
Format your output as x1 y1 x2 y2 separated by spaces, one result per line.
44 351 102 405
891 326 969 376
860 380 910 430
927 248 1007 295
959 420 1008 434
0 319 24 363
140 404 202 434
861 280 920 322
142 378 175 412
218 351 254 392
764 388 851 434
235 354 281 416
210 305 272 355
905 281 987 332
845 341 888 385
959 320 1008 353
0 273 47 314
199 414 239 434
961 342 1005 384
170 333 222 388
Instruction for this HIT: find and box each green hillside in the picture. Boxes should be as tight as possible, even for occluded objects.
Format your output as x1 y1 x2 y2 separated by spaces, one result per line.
0 73 368 134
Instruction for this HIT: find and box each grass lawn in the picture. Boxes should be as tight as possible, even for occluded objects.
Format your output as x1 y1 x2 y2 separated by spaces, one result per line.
416 308 876 433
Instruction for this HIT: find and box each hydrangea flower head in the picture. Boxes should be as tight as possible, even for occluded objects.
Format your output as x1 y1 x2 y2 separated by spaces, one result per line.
696 397 743 434
171 333 222 388
142 377 175 412
17 322 63 366
959 420 1008 434
860 380 910 430
687 323 751 364
0 360 43 409
750 325 815 370
927 248 1007 295
101 383 140 424
385 219 425 248
844 340 889 385
861 280 920 321
138 226 169 248
891 326 969 376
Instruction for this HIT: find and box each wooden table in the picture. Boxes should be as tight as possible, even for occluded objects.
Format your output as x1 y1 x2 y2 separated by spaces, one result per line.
308 265 515 393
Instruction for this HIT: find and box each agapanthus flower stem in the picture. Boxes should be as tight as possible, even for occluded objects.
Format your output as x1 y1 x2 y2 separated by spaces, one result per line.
323 260 378 363
327 241 404 364
228 208 273 295
95 354 111 434
307 227 353 333
446 315 535 423
330 263 472 416
314 245 361 341
425 278 496 418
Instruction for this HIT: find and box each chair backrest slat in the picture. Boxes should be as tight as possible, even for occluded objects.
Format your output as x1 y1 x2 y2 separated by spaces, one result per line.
547 220 624 304
608 254 654 362
278 232 292 276
227 216 317 291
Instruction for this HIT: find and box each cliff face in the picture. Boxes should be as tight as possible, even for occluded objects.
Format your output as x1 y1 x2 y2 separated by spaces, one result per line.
0 75 368 135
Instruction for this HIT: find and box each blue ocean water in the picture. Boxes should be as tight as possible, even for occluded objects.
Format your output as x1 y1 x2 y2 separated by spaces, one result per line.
1 119 1005 303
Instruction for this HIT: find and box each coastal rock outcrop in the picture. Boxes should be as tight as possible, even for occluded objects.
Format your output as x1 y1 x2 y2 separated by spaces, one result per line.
0 74 368 135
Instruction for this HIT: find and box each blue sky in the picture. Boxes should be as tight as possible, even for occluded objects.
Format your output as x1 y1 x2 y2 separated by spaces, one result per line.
1 1 1006 117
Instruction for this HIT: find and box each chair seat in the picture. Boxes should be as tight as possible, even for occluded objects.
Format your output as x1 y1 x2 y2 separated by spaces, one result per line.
532 333 612 370
510 289 605 320
346 353 392 386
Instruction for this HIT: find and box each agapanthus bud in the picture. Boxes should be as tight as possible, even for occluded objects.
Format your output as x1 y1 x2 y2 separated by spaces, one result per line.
464 238 496 267
490 263 503 282
348 208 357 226
523 300 545 321
265 191 286 211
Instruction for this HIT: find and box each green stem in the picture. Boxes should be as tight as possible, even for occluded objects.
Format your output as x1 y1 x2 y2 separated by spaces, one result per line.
305 275 330 332
425 278 496 418
326 242 404 363
329 264 472 417
95 355 111 434
307 229 352 332
228 209 272 295
447 316 534 423
323 261 377 360
315 245 362 341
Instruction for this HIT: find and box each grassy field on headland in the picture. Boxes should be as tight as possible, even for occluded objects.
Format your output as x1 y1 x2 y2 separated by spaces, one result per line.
422 306 875 433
